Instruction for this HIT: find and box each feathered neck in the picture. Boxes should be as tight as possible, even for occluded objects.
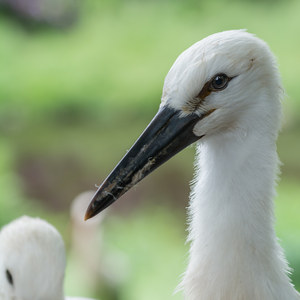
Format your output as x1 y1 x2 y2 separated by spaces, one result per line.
181 127 299 300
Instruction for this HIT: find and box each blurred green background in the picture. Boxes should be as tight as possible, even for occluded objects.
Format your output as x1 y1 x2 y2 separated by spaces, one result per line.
0 0 299 299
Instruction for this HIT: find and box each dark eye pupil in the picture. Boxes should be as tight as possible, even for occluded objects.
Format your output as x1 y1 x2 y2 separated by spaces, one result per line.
6 269 13 286
211 74 229 90
215 76 224 86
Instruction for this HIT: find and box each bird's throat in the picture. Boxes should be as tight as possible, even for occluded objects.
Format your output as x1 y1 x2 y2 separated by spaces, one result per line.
181 131 297 300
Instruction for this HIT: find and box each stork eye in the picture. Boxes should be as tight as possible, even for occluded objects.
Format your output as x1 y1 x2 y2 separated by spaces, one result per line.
210 74 229 90
6 269 13 286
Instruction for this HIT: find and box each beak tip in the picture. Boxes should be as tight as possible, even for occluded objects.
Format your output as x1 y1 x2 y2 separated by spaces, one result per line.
84 196 99 221
84 207 94 221
84 192 116 220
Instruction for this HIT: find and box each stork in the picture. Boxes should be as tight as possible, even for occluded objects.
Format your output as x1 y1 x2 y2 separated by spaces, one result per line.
85 30 300 299
0 216 95 300
70 191 125 299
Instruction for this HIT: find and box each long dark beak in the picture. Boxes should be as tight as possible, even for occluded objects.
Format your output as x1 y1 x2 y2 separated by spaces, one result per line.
85 106 207 220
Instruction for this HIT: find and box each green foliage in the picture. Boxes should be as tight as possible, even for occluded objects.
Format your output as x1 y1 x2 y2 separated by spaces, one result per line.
1 0 300 120
0 140 25 226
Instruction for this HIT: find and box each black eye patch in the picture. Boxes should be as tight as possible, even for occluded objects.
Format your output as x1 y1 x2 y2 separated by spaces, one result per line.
183 73 235 113
6 269 13 286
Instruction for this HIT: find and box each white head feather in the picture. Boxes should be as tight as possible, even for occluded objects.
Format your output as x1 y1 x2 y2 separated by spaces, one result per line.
0 216 94 300
0 216 66 300
162 30 282 139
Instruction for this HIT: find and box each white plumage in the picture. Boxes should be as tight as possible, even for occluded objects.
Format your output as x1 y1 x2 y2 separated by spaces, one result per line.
85 29 300 300
164 30 300 300
0 216 95 300
86 30 300 300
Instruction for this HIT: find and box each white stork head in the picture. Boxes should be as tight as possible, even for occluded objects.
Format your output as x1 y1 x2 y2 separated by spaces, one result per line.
162 30 282 137
85 30 282 219
0 216 65 300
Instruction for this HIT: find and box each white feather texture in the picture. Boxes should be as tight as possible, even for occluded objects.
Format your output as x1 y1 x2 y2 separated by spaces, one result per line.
0 216 95 300
160 30 299 299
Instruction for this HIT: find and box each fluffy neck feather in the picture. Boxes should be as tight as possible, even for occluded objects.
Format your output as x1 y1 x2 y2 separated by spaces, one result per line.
182 125 299 300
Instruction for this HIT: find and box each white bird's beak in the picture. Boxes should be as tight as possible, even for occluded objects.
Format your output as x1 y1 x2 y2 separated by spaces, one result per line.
85 105 211 220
